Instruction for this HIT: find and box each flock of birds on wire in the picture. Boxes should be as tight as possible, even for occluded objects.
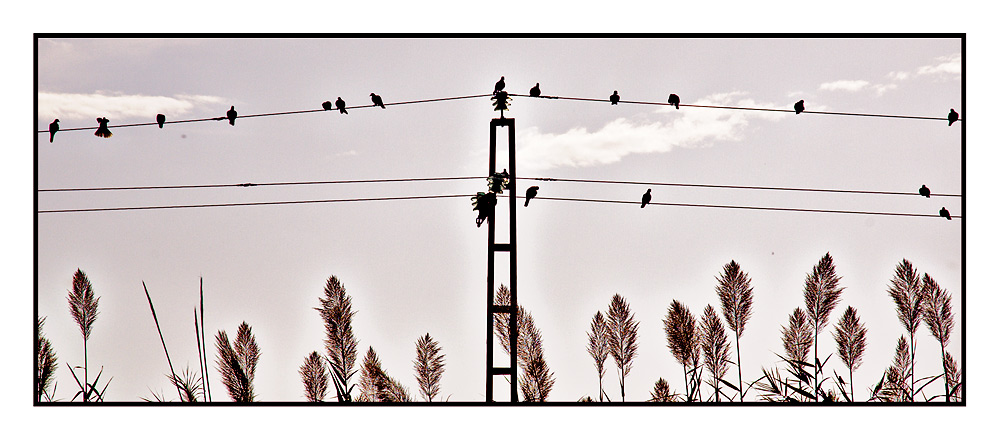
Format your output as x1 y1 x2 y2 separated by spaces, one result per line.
41 76 960 222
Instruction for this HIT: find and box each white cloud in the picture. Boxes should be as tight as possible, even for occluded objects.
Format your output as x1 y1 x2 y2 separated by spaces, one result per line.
917 53 961 77
887 71 910 81
819 80 871 92
38 92 224 121
516 92 786 171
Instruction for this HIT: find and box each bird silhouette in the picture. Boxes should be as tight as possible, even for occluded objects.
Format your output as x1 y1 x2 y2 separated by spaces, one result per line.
610 91 620 105
948 109 959 126
370 93 385 109
94 117 112 138
322 101 332 111
525 186 539 207
641 189 651 208
794 100 805 114
156 114 166 129
227 106 237 126
494 76 505 94
335 97 347 114
668 94 680 109
919 185 931 198
48 119 59 143
530 83 541 97
939 207 951 220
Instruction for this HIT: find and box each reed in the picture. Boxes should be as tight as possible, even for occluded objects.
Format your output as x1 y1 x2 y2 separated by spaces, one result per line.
833 306 867 401
801 253 843 401
715 260 753 401
586 311 610 401
606 293 639 401
413 333 446 402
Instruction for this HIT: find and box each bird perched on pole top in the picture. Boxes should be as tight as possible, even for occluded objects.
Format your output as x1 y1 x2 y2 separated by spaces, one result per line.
948 109 959 126
610 91 620 105
48 119 59 143
794 100 805 114
322 101 332 111
335 97 348 114
919 185 931 198
370 93 385 109
494 76 505 95
156 114 166 129
227 106 237 126
668 94 680 109
939 207 951 220
529 83 541 98
94 117 112 138
525 186 539 207
641 189 652 208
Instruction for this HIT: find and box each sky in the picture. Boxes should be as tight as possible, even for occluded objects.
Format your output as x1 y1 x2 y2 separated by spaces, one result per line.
8 4 1000 439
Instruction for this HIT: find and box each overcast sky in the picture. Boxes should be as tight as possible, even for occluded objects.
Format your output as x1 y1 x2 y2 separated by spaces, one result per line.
8 5 1000 435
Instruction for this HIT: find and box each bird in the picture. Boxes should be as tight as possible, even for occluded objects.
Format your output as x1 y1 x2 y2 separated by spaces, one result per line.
668 94 680 109
156 114 166 129
939 207 951 220
227 106 237 126
370 93 385 109
641 189 652 208
794 100 805 114
94 117 112 138
322 101 332 111
48 119 59 143
919 184 931 198
948 109 959 126
494 76 505 94
525 186 539 207
335 97 347 114
529 83 541 97
610 91 620 105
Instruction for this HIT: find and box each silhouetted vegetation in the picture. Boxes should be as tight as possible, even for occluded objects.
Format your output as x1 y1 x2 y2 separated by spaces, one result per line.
606 293 639 401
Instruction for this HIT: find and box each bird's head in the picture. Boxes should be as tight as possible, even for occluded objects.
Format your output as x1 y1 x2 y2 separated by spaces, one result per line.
370 93 376 96
230 106 234 110
500 76 504 80
53 119 59 123
613 90 618 94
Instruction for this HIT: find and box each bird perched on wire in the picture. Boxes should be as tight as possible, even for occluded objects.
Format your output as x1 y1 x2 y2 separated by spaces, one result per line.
641 189 652 208
94 117 112 138
939 207 951 220
530 83 541 98
48 119 59 143
525 186 539 207
494 76 505 95
919 185 931 198
668 94 680 109
156 114 166 129
370 93 385 109
335 97 348 114
227 106 237 126
794 100 805 114
322 101 332 111
948 109 959 126
610 91 620 105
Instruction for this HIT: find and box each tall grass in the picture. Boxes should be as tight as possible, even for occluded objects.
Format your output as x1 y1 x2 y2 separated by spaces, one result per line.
413 333 446 402
833 306 867 401
606 293 639 401
66 269 107 402
664 300 700 401
316 275 358 402
699 305 730 402
648 378 676 402
358 346 412 402
801 253 843 401
921 273 955 401
586 311 610 401
299 351 329 402
36 317 58 402
494 285 555 401
215 321 260 402
887 259 923 401
715 261 753 401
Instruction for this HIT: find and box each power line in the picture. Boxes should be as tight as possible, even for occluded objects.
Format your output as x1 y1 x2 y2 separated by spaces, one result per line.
520 177 962 198
38 176 483 192
39 175 959 199
37 94 493 133
501 195 961 219
37 194 472 214
37 191 959 219
509 93 959 122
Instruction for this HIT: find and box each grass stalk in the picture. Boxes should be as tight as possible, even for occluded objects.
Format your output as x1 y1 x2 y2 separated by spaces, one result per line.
142 281 183 401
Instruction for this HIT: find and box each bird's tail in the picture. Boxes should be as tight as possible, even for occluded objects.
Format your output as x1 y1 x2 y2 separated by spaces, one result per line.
229 120 235 126
949 120 955 126
158 122 164 129
49 133 54 143
524 199 530 207
341 109 348 114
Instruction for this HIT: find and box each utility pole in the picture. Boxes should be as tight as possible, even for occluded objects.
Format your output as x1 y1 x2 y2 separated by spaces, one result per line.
485 117 518 402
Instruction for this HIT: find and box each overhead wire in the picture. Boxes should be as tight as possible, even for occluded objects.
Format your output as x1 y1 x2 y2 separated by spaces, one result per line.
37 89 959 135
37 93 494 133
38 176 484 192
507 93 959 122
37 191 959 219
